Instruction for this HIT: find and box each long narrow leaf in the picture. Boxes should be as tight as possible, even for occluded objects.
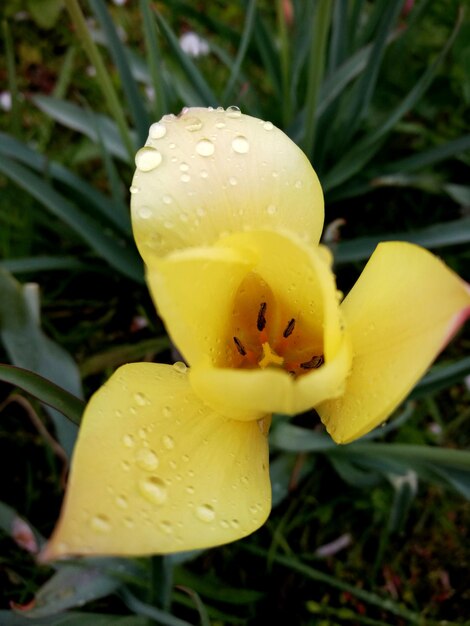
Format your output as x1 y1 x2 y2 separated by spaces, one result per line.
333 216 470 264
0 364 84 426
222 0 257 104
0 156 143 282
140 0 168 119
0 131 131 235
64 0 135 160
154 10 217 106
323 9 464 191
90 0 150 144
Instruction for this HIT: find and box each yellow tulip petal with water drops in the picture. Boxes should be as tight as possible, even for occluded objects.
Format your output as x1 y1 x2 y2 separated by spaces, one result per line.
42 362 271 559
131 107 324 261
318 242 470 444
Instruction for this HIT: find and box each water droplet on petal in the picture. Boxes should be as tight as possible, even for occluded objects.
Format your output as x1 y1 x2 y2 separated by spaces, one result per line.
232 135 249 154
179 162 190 172
135 147 162 172
123 434 135 448
121 460 130 471
162 434 174 450
149 122 167 139
116 495 128 509
162 406 172 418
162 113 176 123
226 105 241 118
137 206 152 219
186 485 195 494
162 194 173 205
196 207 206 217
215 120 226 129
173 361 187 374
266 204 277 215
129 185 140 194
229 176 238 186
196 138 215 157
263 121 274 131
196 504 215 522
200 169 209 179
136 448 159 471
159 520 173 534
124 516 134 528
90 514 111 533
139 476 167 505
295 179 303 189
230 519 240 529
184 116 202 131
220 520 230 529
134 392 149 406
180 173 191 183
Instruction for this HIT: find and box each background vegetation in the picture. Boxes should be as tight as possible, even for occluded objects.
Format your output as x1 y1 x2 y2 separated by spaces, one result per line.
0 0 469 624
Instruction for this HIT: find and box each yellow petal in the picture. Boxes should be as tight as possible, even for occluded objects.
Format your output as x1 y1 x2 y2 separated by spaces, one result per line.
154 229 351 418
42 363 271 559
131 107 324 261
318 242 470 444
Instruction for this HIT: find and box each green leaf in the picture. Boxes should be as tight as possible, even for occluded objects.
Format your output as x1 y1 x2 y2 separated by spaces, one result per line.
90 0 150 144
140 0 168 119
0 270 83 451
0 612 148 626
333 216 470 264
26 0 63 29
0 364 84 427
64 0 135 161
154 11 217 106
0 131 132 235
411 356 470 399
33 95 130 162
0 155 143 282
0 256 89 274
222 0 257 104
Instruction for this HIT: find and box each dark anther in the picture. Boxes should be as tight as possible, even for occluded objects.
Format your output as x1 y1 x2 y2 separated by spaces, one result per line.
257 302 267 332
233 336 247 356
300 355 324 370
283 318 295 338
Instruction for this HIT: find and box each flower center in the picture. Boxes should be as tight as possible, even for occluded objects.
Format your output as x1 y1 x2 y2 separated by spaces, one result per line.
225 273 324 378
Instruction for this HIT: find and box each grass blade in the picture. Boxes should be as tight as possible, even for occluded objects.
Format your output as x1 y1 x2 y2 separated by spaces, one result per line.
0 256 89 274
222 0 257 104
64 0 135 161
0 364 84 426
2 19 21 137
140 0 168 120
154 10 217 106
333 216 470 264
0 156 143 282
90 0 150 144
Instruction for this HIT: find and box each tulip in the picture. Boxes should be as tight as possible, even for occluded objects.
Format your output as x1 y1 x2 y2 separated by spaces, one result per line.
43 108 470 558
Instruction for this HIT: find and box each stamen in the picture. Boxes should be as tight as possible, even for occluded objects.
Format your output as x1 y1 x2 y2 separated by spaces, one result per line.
300 355 324 370
257 302 267 332
233 336 247 356
283 318 295 338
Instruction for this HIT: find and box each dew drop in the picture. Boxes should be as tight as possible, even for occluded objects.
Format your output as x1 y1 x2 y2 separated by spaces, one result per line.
229 176 238 186
186 485 195 494
266 204 277 215
164 220 174 229
162 194 173 204
137 206 152 219
134 392 149 406
200 169 209 179
196 504 215 522
122 434 135 448
215 120 226 129
162 434 175 450
90 514 111 533
116 495 128 509
159 520 173 534
179 162 190 172
149 122 167 139
196 138 215 157
162 406 172 418
139 476 167 505
129 185 140 194
138 427 148 440
124 516 134 528
173 361 187 374
169 142 177 149
196 207 206 217
121 460 130 471
135 146 162 172
263 121 274 131
294 179 303 189
184 116 202 131
162 113 176 123
226 105 241 118
230 519 240 529
180 173 191 183
232 135 249 154
136 448 159 471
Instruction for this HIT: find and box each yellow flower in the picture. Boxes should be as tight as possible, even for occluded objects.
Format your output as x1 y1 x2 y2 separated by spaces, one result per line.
43 107 470 559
